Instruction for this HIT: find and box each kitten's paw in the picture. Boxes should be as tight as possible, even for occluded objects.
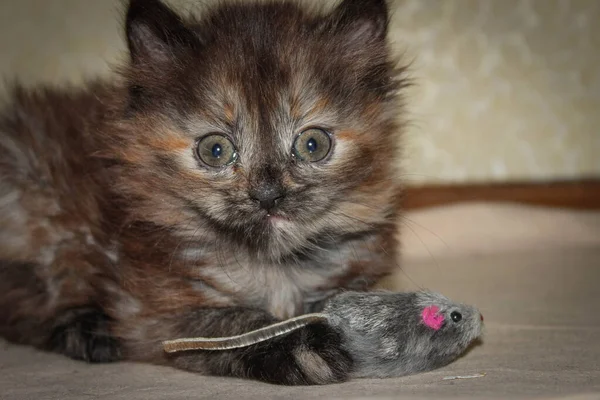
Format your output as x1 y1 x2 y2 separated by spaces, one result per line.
243 322 353 385
49 308 122 363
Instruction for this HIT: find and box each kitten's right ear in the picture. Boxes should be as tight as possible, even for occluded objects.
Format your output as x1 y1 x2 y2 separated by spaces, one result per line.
125 0 200 66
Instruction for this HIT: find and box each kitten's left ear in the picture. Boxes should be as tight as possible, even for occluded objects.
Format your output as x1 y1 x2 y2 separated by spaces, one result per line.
125 0 201 67
328 0 389 44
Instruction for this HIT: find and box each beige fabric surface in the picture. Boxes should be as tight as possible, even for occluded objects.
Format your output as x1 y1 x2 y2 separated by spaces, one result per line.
1 203 599 400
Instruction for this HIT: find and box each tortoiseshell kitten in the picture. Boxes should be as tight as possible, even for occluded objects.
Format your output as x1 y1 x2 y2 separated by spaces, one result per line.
0 0 405 385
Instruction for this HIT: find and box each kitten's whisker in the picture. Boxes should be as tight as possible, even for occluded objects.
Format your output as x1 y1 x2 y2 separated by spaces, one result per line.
321 215 363 266
151 208 191 248
318 229 345 272
215 236 238 288
399 216 450 251
399 218 441 276
328 210 373 229
180 219 210 270
337 198 446 277
374 240 424 291
168 220 202 274
339 199 384 213
325 209 424 291
230 243 245 272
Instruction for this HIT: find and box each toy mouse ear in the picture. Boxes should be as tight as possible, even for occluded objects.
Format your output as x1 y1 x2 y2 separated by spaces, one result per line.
422 306 445 331
125 0 201 67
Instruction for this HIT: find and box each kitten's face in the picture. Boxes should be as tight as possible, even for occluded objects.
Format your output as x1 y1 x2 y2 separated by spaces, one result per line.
117 0 403 260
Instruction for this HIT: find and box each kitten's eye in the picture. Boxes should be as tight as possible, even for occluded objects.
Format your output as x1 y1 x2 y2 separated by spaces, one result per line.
196 134 238 168
292 128 332 162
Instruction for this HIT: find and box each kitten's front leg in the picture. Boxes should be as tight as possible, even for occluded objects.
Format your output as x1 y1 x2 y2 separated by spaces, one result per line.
118 307 352 385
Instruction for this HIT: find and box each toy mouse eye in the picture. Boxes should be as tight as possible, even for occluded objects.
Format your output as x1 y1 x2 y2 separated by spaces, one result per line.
450 311 462 322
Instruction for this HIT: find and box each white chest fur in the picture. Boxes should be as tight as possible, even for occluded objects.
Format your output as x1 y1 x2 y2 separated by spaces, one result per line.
180 245 357 320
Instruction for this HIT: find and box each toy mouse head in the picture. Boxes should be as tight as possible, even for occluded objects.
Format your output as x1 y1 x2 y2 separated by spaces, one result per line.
422 303 483 331
416 291 484 363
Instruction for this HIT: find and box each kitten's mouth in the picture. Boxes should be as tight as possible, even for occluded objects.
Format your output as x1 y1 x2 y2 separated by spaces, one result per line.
266 213 290 223
266 212 285 219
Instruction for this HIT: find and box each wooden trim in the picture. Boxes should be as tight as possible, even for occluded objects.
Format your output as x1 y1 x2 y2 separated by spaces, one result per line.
402 179 600 210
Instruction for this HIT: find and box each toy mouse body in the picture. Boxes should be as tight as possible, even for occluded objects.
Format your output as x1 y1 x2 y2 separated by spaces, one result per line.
324 291 484 378
163 291 484 379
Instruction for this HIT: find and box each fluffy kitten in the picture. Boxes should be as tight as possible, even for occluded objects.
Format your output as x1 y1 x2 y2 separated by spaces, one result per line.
0 0 405 385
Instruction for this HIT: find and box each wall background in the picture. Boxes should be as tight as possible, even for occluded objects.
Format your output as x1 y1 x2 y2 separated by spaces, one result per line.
1 0 598 185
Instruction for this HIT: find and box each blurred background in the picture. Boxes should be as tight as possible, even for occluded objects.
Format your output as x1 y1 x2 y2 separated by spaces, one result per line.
0 0 598 186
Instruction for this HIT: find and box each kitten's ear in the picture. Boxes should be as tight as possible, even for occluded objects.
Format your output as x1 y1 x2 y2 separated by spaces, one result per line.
328 0 389 44
125 0 200 66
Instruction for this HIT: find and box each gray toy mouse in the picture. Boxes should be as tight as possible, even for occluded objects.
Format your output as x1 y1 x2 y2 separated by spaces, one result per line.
323 290 484 378
163 290 484 379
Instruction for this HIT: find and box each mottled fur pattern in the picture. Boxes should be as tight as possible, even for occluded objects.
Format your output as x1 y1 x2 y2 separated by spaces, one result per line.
0 0 406 385
323 291 484 378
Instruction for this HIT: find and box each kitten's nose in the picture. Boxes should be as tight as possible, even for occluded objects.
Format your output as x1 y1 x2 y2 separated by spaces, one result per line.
250 183 285 211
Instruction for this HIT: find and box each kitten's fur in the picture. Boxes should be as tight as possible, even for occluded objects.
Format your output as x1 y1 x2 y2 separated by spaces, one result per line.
0 0 406 385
